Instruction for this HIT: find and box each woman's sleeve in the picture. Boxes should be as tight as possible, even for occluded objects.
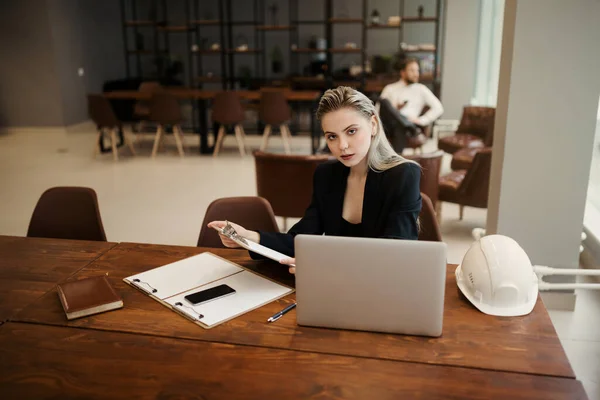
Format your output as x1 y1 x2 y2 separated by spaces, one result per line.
250 165 326 258
382 163 422 240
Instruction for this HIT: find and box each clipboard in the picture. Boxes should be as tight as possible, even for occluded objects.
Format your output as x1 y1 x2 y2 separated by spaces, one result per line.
123 252 293 329
215 221 294 265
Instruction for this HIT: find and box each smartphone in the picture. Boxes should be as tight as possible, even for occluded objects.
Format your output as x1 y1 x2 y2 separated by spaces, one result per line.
184 284 236 306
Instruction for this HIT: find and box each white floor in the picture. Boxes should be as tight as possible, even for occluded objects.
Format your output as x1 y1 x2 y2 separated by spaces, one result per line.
0 125 598 399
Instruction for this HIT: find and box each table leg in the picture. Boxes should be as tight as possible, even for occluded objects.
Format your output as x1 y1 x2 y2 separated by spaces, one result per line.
198 99 211 154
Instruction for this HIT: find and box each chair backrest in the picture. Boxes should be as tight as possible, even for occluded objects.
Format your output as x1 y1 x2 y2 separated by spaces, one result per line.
150 92 183 125
418 192 442 242
27 187 107 241
458 148 493 208
88 95 120 129
212 91 245 125
254 151 333 218
138 81 163 94
197 196 279 248
134 82 164 116
404 151 443 207
457 106 496 140
259 91 291 125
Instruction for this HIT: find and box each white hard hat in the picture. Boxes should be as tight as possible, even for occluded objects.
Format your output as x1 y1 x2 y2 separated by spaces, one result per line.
455 235 539 317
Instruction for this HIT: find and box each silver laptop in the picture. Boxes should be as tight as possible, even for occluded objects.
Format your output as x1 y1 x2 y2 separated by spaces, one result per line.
295 235 447 337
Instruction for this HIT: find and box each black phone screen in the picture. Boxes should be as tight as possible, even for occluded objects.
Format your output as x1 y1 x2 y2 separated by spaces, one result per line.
184 284 236 305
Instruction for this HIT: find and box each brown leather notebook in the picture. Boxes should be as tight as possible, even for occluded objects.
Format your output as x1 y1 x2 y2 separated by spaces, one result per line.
57 275 123 320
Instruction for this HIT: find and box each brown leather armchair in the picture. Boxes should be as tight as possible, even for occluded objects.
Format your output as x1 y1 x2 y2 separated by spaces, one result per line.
404 150 443 209
438 148 492 220
438 106 495 155
254 151 333 230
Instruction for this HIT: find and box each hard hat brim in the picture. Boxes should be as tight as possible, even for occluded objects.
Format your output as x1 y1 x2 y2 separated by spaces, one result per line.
455 265 538 317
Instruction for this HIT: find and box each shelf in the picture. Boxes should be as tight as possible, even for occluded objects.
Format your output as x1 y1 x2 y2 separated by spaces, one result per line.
124 20 156 27
256 25 296 31
292 48 326 53
157 25 193 32
403 48 436 53
127 50 165 55
367 24 402 29
226 49 263 54
191 20 221 26
196 76 222 83
230 21 257 26
193 50 223 55
402 17 438 23
328 48 363 54
290 20 325 25
328 18 363 24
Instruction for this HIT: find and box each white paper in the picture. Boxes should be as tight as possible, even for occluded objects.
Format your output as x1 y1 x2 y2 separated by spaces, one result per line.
165 270 292 327
124 252 242 300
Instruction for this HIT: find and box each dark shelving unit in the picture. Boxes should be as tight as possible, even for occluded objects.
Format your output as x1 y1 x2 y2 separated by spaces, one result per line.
120 0 443 93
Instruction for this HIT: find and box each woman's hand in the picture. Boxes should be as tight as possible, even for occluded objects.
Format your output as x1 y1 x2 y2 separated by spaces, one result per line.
207 221 259 248
280 258 296 274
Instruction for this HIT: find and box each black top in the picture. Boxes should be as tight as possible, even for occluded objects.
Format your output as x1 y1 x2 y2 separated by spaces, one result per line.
253 160 422 258
340 218 363 238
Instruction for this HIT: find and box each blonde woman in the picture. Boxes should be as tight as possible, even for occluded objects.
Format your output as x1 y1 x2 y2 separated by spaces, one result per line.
209 86 421 273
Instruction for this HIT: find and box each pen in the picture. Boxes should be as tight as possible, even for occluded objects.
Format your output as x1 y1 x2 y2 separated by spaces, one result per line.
267 303 297 323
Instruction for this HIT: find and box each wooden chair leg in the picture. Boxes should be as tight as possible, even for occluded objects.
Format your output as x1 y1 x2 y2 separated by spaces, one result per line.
110 128 119 161
234 124 246 157
459 205 464 220
282 217 288 232
173 125 185 157
213 125 226 157
280 124 292 155
125 128 136 156
435 201 442 224
151 125 163 158
239 125 249 154
260 124 272 151
93 128 103 158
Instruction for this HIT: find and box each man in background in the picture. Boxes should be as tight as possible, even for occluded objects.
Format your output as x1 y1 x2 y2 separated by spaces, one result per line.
377 57 443 152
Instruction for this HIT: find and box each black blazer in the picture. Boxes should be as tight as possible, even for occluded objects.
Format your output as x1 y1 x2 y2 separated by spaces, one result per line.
255 160 422 258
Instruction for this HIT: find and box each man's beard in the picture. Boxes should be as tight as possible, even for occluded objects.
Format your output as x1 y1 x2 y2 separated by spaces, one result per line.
404 77 417 85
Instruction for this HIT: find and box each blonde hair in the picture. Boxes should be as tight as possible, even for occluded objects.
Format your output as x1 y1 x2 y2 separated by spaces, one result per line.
316 86 417 172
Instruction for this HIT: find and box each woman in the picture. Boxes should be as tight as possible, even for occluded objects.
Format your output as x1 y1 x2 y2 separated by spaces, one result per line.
208 86 421 274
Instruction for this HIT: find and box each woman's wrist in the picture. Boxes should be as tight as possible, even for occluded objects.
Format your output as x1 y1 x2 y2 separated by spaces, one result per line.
246 231 260 243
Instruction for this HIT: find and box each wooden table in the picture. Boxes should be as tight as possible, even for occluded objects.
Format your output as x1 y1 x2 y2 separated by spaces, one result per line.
1 238 587 399
103 88 322 154
0 322 586 400
0 236 116 321
103 89 321 102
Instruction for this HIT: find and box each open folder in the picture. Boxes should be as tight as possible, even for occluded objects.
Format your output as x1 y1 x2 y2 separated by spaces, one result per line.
123 252 293 329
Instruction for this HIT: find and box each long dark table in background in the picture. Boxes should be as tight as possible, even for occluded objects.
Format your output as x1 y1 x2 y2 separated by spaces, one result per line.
103 89 323 155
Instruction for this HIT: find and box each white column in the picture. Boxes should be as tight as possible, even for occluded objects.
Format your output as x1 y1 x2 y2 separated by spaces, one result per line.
440 0 480 119
487 0 600 307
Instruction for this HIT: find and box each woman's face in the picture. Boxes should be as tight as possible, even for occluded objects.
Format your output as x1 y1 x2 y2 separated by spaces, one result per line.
321 107 376 168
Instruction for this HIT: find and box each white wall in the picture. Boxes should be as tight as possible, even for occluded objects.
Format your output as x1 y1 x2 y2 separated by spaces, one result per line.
440 0 480 119
487 0 600 275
